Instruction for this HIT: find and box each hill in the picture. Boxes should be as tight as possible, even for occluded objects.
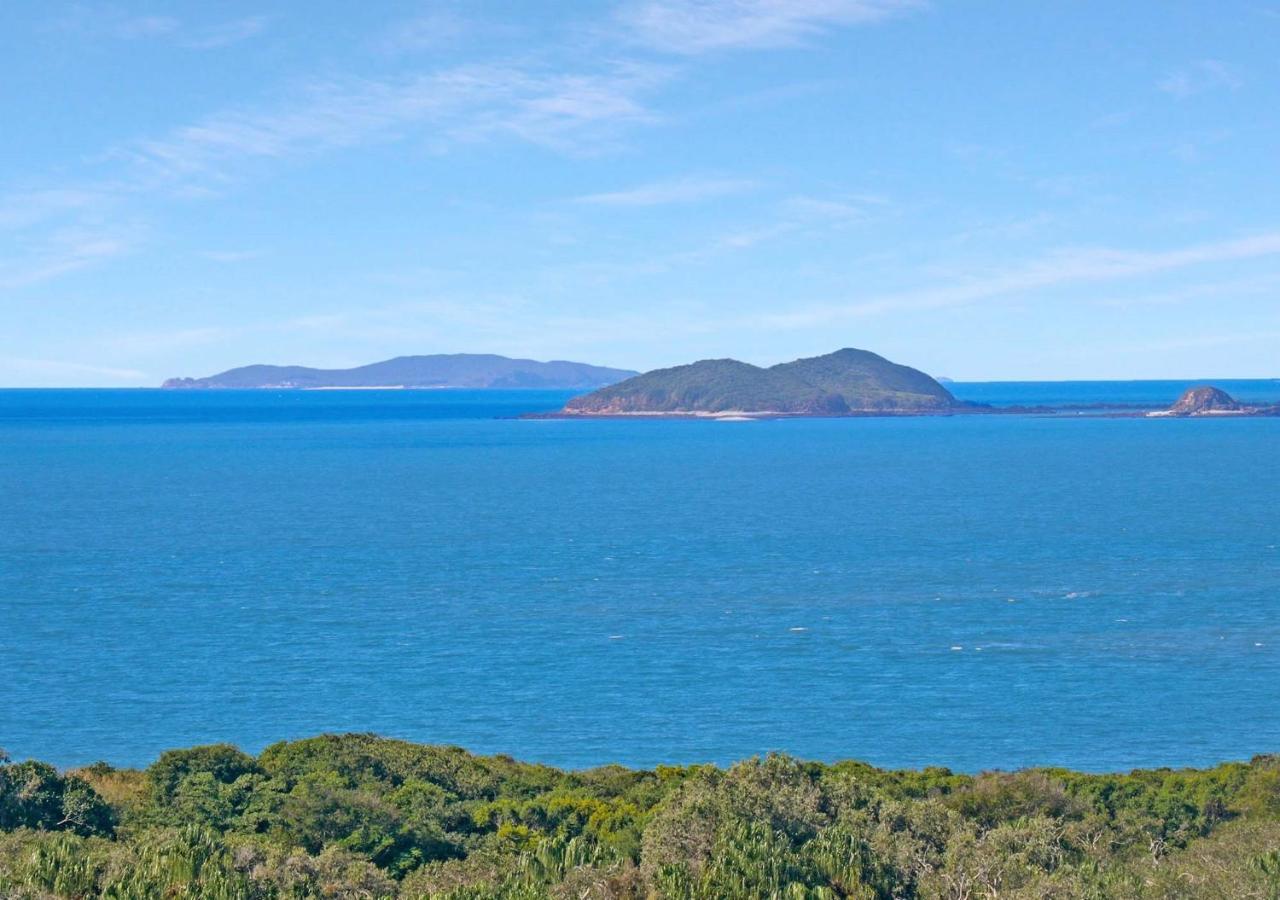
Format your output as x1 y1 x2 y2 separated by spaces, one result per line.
162 354 638 390
562 348 958 415
773 347 957 411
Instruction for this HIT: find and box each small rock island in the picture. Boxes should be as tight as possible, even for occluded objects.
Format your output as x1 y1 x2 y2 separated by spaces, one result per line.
1151 385 1280 417
561 348 962 417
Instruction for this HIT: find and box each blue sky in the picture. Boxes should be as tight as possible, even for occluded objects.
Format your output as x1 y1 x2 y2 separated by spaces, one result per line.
3 1 1279 385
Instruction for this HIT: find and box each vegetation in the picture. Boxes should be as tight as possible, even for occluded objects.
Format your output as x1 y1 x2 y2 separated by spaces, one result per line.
563 349 958 415
4 736 1280 898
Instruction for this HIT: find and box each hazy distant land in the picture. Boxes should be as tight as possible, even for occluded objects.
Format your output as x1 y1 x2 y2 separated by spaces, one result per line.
162 354 638 390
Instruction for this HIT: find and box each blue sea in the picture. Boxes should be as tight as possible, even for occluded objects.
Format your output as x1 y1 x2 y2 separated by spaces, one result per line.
3 381 1279 774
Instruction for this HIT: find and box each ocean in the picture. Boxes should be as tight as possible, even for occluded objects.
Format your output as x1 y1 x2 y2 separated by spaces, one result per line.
2 381 1278 773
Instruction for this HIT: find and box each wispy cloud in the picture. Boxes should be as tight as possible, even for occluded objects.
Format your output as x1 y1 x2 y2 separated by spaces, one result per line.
200 249 264 263
183 16 270 50
1158 59 1243 98
575 176 757 206
112 14 178 39
50 6 265 47
0 48 669 288
543 191 885 284
377 10 471 53
1091 273 1280 309
0 188 111 230
0 228 134 289
781 194 882 221
750 231 1280 328
117 61 668 185
101 326 237 356
617 0 924 54
1123 329 1280 354
707 194 880 248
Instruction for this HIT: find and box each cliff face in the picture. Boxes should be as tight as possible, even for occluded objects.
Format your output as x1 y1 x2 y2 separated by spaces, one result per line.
563 348 958 415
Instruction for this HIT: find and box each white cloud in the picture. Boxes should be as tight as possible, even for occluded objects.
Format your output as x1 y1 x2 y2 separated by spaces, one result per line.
0 189 109 230
749 231 1280 328
200 249 264 263
110 14 180 39
377 10 471 53
1158 59 1243 98
617 0 923 54
782 194 882 221
1089 273 1280 309
117 61 668 185
0 51 668 288
575 176 757 206
102 326 236 356
1123 329 1280 353
0 228 133 289
50 7 266 48
183 16 270 50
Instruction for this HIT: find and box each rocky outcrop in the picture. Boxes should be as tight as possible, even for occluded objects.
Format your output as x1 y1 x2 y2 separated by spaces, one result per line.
1168 386 1244 416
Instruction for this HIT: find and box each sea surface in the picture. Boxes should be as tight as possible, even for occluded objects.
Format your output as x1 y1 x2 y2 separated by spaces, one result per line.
3 381 1279 773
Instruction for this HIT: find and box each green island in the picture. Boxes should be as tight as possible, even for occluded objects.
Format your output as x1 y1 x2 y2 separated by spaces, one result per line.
4 735 1280 898
561 349 960 416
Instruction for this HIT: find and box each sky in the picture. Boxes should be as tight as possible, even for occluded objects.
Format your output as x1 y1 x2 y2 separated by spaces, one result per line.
2 1 1279 386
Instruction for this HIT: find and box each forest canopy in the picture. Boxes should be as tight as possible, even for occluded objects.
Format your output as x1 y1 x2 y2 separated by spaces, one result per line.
3 734 1280 898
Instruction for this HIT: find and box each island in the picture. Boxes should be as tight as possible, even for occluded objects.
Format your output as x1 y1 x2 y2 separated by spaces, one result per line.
162 354 638 390
1149 385 1280 417
560 347 963 417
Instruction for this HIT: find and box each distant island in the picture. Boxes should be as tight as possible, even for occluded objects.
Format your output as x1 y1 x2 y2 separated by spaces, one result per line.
162 354 638 390
561 348 963 417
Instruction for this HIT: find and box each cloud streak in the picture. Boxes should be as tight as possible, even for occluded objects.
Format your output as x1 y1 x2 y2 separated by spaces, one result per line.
182 16 270 50
575 176 758 206
617 0 923 54
751 231 1280 328
50 7 266 47
0 228 134 289
118 61 668 185
0 51 670 291
1158 59 1243 98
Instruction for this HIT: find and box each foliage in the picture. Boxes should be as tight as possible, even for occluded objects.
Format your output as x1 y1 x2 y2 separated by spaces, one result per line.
3 735 1280 898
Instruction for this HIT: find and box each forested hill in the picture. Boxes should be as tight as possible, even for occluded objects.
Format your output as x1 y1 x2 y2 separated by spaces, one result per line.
4 734 1280 898
163 354 638 390
563 348 959 415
